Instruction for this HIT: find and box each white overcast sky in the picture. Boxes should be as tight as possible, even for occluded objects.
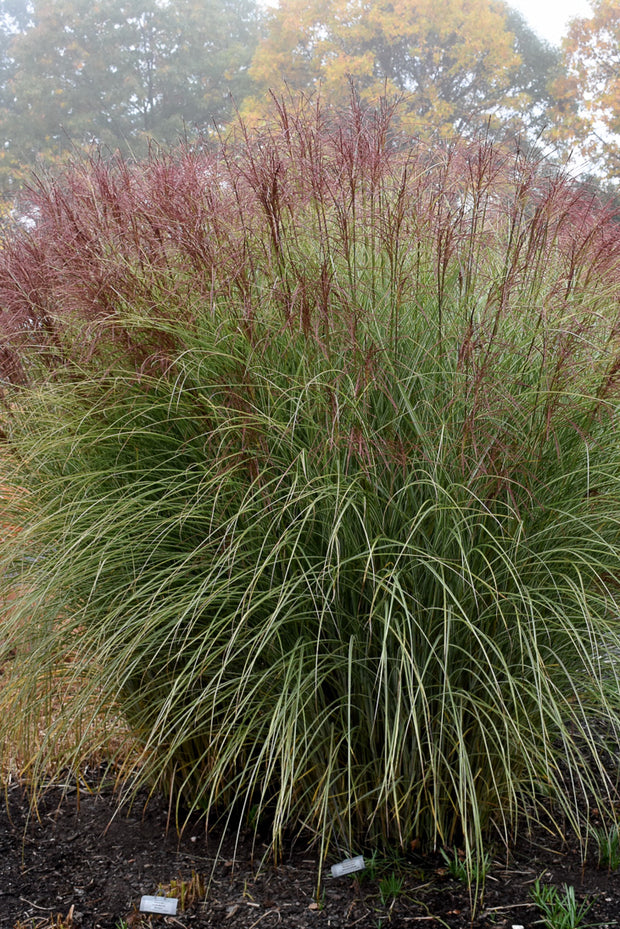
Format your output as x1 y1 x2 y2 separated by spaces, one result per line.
507 0 593 45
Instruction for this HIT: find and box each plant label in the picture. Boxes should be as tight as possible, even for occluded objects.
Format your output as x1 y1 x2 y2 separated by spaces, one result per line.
139 893 178 915
331 855 365 877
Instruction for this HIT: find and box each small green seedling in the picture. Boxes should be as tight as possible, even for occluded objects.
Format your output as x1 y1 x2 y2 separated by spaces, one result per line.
379 872 404 906
530 879 593 929
440 846 491 885
593 826 620 871
361 848 408 882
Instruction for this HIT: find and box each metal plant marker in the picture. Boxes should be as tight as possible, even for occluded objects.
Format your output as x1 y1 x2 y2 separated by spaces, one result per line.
331 855 365 877
139 891 178 915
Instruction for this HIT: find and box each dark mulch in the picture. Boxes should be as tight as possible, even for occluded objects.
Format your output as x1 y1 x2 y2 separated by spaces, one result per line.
1 774 619 929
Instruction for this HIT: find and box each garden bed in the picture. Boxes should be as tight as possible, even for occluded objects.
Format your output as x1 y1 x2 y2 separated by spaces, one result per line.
2 777 619 929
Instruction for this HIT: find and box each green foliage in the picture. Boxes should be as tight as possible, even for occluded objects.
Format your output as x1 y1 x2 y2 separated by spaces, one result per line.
360 849 408 885
593 826 620 871
1 98 620 867
379 872 404 906
530 880 593 929
440 848 491 887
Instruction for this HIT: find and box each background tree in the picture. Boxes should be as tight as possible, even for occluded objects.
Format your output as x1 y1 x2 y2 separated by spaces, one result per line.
0 0 260 196
503 6 563 135
245 0 561 140
0 0 32 199
554 0 620 185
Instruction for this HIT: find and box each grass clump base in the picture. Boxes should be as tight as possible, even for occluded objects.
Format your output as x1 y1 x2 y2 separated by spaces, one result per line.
1 94 620 869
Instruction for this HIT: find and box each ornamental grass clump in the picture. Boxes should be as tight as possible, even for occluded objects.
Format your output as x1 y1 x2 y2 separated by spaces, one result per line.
0 96 620 866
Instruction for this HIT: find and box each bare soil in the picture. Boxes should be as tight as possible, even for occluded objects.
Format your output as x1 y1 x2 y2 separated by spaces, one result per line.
1 773 620 929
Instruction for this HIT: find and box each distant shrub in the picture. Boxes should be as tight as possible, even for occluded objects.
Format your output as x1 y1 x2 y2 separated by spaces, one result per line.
1 96 620 865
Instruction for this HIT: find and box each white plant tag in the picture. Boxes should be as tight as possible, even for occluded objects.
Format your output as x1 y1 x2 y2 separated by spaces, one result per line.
139 893 178 915
331 855 365 877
